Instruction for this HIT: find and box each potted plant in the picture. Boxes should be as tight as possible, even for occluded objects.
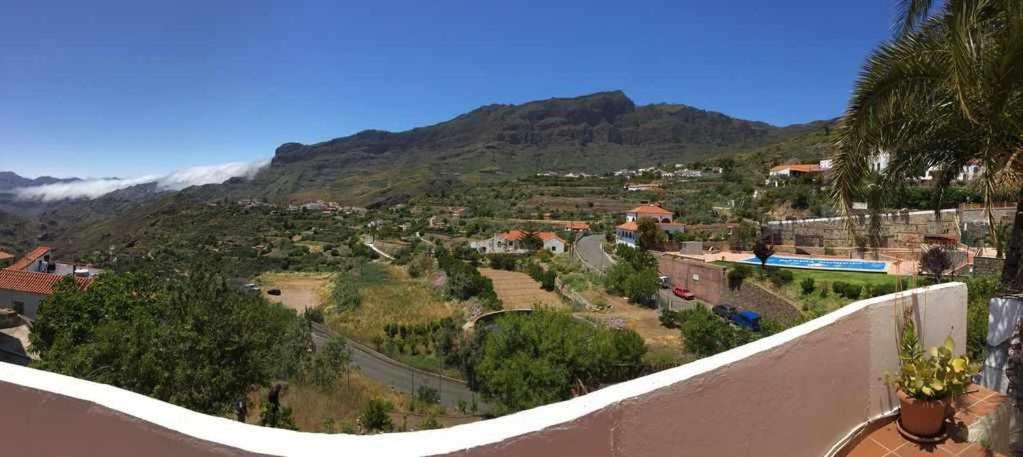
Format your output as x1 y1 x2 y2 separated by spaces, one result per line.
889 319 979 439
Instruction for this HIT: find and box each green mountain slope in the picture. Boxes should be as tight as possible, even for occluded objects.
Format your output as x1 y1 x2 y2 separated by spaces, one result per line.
215 91 830 205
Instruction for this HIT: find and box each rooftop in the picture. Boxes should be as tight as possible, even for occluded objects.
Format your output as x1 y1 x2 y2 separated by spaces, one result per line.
771 163 824 173
627 204 672 215
0 269 92 295
5 246 51 272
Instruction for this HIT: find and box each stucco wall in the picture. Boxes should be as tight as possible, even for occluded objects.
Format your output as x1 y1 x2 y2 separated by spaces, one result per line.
656 255 725 303
0 284 967 457
0 290 45 319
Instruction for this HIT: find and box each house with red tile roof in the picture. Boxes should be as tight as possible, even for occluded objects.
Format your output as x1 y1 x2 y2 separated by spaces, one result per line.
5 246 52 273
0 247 95 319
616 204 685 248
470 231 567 254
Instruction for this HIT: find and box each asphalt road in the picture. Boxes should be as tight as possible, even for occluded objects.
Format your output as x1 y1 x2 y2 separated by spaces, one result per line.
576 234 615 272
310 323 481 411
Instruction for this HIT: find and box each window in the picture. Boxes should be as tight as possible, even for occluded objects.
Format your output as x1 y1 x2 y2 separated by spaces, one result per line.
13 301 24 315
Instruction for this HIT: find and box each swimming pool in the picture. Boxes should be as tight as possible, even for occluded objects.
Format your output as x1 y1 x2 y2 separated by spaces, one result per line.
740 256 887 273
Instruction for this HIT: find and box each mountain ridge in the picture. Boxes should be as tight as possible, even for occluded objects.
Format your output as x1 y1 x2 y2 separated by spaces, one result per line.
225 90 832 205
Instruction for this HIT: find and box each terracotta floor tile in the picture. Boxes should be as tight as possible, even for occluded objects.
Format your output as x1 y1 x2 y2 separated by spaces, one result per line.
841 437 892 457
868 420 906 451
937 437 977 456
954 444 996 457
891 442 954 456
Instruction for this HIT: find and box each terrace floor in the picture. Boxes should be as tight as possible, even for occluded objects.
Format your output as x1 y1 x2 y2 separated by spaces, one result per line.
838 387 1009 457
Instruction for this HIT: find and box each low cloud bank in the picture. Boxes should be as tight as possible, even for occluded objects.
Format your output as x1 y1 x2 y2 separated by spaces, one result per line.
12 160 269 202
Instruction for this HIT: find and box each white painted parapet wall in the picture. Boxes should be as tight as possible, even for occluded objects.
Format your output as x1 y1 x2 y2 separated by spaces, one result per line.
1 283 968 457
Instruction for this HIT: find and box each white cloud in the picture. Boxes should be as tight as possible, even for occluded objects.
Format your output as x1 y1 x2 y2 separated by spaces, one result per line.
11 160 269 202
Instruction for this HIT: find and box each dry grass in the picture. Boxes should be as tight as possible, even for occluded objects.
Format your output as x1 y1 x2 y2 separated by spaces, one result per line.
577 293 684 362
328 264 459 344
479 268 566 310
257 272 332 312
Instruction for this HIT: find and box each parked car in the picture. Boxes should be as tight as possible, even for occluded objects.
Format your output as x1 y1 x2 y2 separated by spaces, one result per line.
658 276 671 289
730 310 762 332
267 288 282 296
672 286 695 300
712 304 737 319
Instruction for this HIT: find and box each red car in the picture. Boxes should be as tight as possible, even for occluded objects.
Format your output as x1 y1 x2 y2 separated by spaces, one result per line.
672 286 696 300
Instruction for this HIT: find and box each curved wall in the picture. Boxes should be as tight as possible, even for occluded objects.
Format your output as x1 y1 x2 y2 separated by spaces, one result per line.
0 283 966 457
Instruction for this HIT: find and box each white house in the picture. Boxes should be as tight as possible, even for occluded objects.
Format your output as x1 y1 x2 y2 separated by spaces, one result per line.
471 231 566 254
0 247 94 319
616 204 685 247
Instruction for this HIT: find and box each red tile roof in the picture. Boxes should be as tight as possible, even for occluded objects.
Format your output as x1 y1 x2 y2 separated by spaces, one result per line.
627 204 673 216
0 269 92 295
501 230 527 241
536 232 564 242
770 164 823 173
565 222 590 231
617 221 639 231
5 246 50 272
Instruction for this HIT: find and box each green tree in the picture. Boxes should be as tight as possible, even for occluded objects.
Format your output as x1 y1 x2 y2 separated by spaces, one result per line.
752 234 775 276
636 218 666 250
306 336 352 392
623 268 659 306
464 310 646 415
31 271 309 415
679 307 749 357
831 0 1023 290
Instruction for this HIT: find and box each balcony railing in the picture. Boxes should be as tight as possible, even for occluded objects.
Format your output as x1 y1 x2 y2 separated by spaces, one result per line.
1 283 980 457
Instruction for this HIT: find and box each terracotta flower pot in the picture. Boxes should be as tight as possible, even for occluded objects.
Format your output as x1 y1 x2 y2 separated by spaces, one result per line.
898 390 950 438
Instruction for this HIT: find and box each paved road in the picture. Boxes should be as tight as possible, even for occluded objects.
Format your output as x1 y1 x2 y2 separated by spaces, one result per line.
576 234 615 272
310 323 481 411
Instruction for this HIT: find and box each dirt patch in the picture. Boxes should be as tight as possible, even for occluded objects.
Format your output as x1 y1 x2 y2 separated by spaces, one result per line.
258 272 333 312
479 268 565 310
577 293 683 359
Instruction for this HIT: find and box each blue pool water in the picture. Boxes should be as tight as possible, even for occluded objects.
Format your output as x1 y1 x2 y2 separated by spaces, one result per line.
740 256 887 272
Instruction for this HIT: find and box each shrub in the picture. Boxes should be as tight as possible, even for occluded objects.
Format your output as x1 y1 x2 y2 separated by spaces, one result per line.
777 269 794 284
843 283 862 299
868 283 896 297
303 307 324 324
416 386 440 405
800 277 816 295
360 399 394 432
488 254 522 271
540 271 556 291
832 281 848 296
727 265 751 289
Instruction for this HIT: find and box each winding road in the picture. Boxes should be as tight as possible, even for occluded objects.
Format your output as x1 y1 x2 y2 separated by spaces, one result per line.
310 322 481 410
576 234 616 272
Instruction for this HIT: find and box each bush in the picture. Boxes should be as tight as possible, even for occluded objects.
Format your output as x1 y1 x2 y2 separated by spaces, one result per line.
659 309 682 329
540 271 556 291
488 254 522 271
843 284 862 299
767 269 793 288
416 386 440 405
727 265 751 289
800 277 816 295
360 399 394 432
832 281 848 296
868 283 896 297
303 307 324 324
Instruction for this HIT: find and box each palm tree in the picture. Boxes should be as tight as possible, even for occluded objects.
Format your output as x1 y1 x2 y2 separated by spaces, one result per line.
831 0 1023 290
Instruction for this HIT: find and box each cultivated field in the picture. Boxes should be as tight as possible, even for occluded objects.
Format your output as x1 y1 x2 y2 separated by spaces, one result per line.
479 268 565 310
329 265 459 344
258 272 332 311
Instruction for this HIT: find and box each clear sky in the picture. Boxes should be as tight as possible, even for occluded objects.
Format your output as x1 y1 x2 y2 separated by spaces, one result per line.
0 0 895 179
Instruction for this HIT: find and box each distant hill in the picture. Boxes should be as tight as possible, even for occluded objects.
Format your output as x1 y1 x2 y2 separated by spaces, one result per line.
213 91 831 205
0 171 80 191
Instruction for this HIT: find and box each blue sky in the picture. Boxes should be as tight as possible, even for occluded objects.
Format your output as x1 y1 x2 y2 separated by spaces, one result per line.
0 1 894 178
